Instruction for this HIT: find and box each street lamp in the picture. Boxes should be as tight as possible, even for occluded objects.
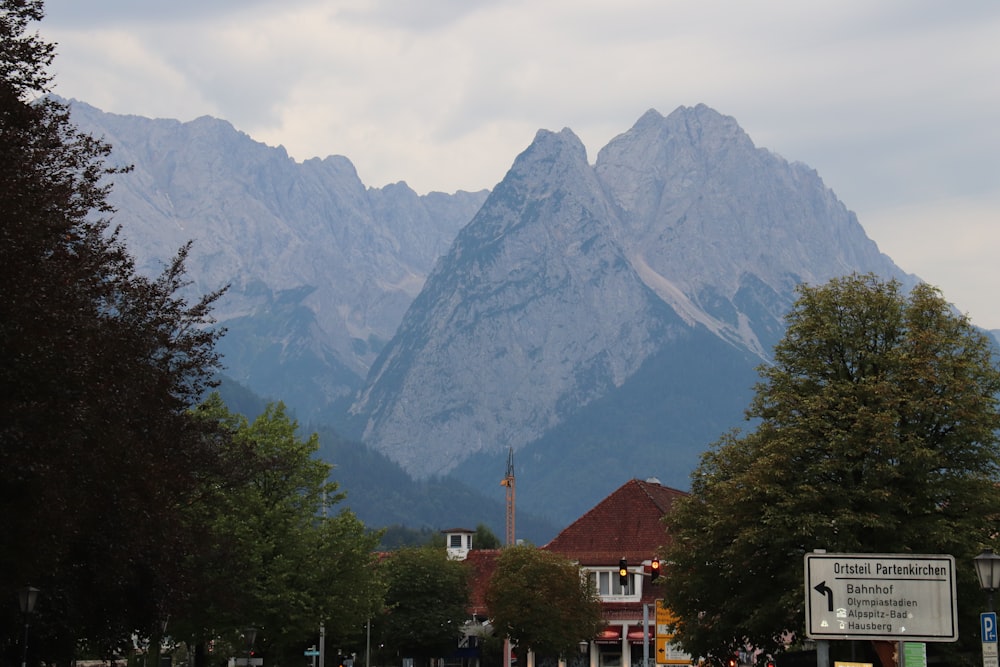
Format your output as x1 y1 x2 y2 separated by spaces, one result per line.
18 586 40 667
974 549 1000 611
578 640 589 667
244 627 258 667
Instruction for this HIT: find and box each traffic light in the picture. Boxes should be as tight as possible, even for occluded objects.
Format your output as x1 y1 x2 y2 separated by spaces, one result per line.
650 557 661 582
618 558 628 586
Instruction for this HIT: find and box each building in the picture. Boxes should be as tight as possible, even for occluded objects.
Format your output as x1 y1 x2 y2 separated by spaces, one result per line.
542 478 691 667
447 479 691 667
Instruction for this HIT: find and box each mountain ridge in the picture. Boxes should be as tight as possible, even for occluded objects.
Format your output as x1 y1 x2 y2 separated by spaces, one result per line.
66 97 488 419
68 99 927 528
348 105 915 488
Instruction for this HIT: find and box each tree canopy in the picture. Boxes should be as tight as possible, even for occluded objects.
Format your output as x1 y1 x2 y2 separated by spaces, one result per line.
485 546 604 659
661 274 1000 665
174 396 385 666
374 546 471 667
0 0 240 660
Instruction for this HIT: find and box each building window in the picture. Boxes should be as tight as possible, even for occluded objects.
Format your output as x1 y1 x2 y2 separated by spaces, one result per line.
450 534 463 548
599 652 621 667
590 570 636 598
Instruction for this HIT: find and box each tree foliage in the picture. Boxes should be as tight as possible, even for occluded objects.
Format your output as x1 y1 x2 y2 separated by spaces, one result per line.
1 5 386 665
0 0 237 661
485 546 603 659
661 274 1000 664
474 523 503 550
375 546 470 666
176 396 384 666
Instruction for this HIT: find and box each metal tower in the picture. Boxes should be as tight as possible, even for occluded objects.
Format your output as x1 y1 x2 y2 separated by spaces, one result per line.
500 447 515 546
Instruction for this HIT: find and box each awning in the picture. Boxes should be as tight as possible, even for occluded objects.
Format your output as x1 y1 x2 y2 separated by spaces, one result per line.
627 626 654 643
595 626 622 644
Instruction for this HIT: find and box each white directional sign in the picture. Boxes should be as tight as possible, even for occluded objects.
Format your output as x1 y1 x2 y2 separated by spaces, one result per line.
804 553 958 642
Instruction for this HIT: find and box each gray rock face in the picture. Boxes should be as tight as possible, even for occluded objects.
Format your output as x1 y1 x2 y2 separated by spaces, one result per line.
68 99 487 417
596 106 901 357
351 106 914 478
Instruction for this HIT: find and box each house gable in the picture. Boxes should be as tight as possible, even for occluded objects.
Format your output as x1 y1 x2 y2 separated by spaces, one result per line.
542 478 687 566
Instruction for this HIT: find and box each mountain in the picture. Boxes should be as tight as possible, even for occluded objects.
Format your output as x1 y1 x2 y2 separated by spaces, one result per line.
69 100 919 531
66 99 489 422
348 105 916 522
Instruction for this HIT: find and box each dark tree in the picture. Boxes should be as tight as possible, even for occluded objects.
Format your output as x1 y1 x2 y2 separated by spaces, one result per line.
473 523 502 550
661 274 1000 666
375 546 470 667
0 1 235 661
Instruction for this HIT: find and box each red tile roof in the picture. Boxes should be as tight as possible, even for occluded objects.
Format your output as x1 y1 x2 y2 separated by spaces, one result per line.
458 479 688 621
542 478 687 566
464 549 501 617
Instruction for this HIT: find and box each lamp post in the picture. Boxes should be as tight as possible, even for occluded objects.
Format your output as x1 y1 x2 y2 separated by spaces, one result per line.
578 640 589 667
975 550 1000 611
244 627 258 667
18 586 40 667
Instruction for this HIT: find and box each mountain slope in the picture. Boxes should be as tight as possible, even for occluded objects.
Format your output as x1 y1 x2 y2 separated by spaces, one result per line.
351 127 693 477
349 106 916 509
67 99 488 420
597 105 901 357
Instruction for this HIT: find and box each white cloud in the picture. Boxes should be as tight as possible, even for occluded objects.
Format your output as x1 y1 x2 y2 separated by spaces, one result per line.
864 195 1000 328
38 0 1000 328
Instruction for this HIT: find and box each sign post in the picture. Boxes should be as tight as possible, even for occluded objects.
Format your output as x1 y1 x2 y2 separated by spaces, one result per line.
803 553 958 642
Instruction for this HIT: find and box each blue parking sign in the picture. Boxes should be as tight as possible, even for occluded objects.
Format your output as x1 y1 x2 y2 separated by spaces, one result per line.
982 612 997 643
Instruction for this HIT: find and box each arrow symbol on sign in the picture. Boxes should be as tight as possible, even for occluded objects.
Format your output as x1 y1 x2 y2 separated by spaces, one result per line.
814 581 834 612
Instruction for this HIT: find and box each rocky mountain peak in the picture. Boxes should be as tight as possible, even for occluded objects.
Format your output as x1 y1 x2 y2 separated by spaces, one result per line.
351 105 915 482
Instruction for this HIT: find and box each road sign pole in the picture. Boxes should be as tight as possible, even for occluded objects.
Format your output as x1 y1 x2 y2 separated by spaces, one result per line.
320 623 325 667
816 640 828 667
643 604 650 667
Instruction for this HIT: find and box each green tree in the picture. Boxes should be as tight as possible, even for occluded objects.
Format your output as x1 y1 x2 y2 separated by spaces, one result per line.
474 524 503 550
1 1 234 661
375 546 470 667
661 274 1000 665
176 396 384 667
485 546 603 660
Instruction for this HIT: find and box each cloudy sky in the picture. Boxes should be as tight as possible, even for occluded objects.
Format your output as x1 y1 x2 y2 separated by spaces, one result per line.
40 0 1000 329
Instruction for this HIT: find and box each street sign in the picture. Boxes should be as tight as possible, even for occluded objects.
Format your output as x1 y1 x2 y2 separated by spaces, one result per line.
654 599 690 665
983 612 998 667
655 599 674 638
804 553 958 642
902 642 926 667
304 651 320 657
983 612 998 642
